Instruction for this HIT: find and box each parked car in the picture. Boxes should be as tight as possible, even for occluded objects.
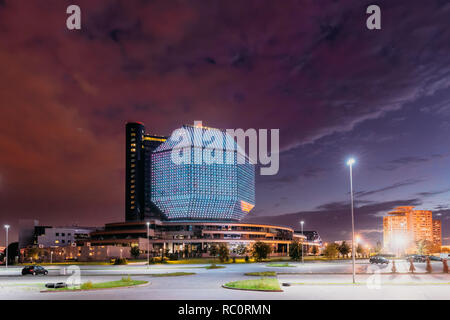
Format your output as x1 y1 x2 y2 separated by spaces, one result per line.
45 282 67 289
369 256 389 264
428 255 442 261
21 265 48 276
406 255 426 262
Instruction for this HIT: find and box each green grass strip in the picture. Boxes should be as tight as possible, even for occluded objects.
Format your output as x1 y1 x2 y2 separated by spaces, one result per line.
245 271 277 277
224 278 281 291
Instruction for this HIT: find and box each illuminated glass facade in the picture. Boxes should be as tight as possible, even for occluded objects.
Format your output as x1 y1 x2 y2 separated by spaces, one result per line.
151 125 255 221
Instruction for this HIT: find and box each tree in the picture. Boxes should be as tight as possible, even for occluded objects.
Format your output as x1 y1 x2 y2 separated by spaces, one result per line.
208 244 218 262
338 241 350 258
356 244 364 258
130 246 140 259
5 242 19 265
374 241 382 254
25 248 43 261
234 244 248 256
218 244 229 263
416 240 433 255
251 242 272 261
323 243 339 259
311 245 319 256
289 240 303 261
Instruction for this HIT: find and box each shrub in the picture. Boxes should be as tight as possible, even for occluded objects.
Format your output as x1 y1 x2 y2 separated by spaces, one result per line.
114 258 128 265
81 281 93 290
122 275 132 282
168 253 178 260
232 257 236 263
130 246 140 259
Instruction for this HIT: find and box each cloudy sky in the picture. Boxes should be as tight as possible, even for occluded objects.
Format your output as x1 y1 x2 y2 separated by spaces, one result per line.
0 0 449 244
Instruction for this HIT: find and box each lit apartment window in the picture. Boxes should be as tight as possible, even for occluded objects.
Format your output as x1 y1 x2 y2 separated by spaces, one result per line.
131 133 136 136
131 206 135 209
55 240 59 244
131 148 136 152
131 143 136 147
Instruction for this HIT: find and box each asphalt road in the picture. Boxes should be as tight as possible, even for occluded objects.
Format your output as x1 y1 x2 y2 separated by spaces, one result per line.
0 260 448 300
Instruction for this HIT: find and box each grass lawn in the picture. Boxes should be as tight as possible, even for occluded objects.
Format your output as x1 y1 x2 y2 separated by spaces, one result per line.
245 271 277 277
49 277 147 291
266 263 296 267
224 278 281 291
205 264 225 269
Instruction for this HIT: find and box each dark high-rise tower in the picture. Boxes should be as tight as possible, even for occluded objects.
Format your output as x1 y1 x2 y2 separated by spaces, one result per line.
125 122 145 221
125 122 167 222
143 133 167 220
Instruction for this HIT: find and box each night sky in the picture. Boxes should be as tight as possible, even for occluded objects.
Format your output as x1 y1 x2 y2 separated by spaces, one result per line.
0 0 449 245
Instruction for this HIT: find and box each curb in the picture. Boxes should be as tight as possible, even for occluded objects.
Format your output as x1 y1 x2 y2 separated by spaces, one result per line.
40 281 150 293
221 285 283 292
277 272 447 275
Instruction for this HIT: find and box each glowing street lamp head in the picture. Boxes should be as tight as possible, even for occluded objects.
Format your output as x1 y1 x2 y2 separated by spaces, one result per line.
4 225 10 230
346 158 355 166
146 222 150 226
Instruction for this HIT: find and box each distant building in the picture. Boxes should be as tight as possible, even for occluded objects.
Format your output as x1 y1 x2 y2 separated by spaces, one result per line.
18 219 39 249
383 206 441 254
296 231 322 244
432 220 442 248
33 226 95 248
125 122 167 222
68 122 320 261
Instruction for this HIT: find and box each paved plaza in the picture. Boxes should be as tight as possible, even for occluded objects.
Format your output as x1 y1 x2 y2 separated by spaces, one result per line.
0 260 448 300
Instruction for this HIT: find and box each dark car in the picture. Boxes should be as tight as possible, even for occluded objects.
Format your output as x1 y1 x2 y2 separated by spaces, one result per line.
369 256 389 264
409 255 427 262
428 255 442 261
21 265 48 276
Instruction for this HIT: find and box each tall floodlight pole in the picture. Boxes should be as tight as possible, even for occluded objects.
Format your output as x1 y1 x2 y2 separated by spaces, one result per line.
146 222 150 268
4 225 10 269
347 158 356 284
300 221 304 264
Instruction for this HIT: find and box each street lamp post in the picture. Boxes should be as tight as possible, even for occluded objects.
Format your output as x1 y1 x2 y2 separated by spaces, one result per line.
146 222 150 268
346 158 356 284
50 251 53 264
4 225 9 269
300 221 305 264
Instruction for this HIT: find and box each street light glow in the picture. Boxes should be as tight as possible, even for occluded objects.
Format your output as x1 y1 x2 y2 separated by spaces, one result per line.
4 225 9 229
346 158 355 166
